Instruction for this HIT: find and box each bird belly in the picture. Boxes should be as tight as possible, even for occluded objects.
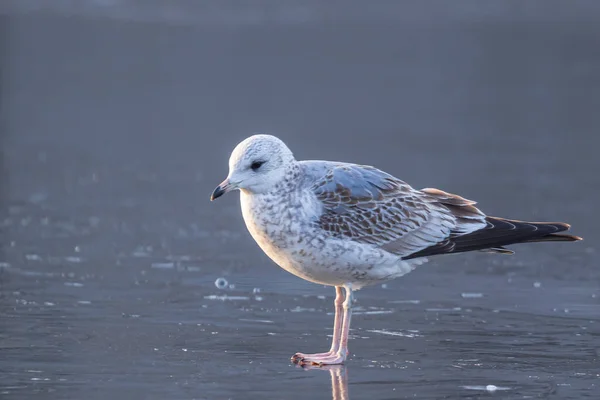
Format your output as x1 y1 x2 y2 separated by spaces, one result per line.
240 191 424 288
261 234 422 288
241 195 421 287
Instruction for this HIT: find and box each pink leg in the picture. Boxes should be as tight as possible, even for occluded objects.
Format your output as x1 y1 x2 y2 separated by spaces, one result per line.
328 286 345 353
292 286 344 361
292 285 353 366
337 285 353 359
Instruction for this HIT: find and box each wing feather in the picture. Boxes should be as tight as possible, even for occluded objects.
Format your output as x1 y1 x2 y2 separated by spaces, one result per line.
309 163 484 257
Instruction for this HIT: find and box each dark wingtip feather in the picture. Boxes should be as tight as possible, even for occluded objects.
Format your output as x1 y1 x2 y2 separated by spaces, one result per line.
403 216 582 260
480 247 515 255
524 233 583 243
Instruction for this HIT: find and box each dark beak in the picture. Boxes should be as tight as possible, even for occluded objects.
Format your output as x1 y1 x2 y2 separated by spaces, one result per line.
210 179 233 201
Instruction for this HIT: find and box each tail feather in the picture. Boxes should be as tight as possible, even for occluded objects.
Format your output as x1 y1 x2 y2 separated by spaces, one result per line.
403 216 582 260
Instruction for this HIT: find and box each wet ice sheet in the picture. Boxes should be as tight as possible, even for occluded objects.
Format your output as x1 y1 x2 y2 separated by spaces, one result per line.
367 329 422 338
2 251 598 399
462 385 511 392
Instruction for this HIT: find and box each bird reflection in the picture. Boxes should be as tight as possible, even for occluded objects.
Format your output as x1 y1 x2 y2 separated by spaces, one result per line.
300 364 349 400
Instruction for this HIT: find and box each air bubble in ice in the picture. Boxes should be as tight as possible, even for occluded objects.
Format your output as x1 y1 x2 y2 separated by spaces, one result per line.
215 277 228 289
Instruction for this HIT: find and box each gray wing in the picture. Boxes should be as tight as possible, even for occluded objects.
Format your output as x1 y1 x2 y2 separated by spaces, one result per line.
307 162 487 258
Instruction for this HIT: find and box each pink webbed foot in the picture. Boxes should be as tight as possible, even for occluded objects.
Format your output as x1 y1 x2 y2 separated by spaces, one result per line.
290 285 352 367
291 350 347 366
292 351 333 360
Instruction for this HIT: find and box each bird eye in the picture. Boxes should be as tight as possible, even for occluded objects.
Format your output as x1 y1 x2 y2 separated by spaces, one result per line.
250 161 265 171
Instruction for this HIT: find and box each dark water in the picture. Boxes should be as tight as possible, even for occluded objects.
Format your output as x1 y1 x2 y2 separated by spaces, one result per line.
1 2 599 399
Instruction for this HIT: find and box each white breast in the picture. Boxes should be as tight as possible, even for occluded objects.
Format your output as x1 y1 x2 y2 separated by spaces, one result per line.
238 189 418 288
239 189 333 282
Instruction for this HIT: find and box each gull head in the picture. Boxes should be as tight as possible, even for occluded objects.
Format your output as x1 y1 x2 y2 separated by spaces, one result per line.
211 134 296 200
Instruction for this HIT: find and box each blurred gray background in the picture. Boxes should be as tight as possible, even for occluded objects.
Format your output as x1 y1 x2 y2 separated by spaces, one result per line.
1 1 598 399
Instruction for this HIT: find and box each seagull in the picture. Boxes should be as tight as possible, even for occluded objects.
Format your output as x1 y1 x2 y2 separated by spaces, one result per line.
210 134 582 366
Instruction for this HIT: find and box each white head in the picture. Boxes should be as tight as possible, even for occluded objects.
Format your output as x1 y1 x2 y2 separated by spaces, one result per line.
210 134 296 200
